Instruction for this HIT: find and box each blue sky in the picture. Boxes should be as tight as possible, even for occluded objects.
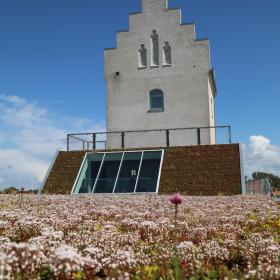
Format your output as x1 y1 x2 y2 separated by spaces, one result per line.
0 0 280 188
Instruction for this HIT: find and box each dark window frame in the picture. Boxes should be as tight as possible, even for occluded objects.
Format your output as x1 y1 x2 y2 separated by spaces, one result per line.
149 89 164 112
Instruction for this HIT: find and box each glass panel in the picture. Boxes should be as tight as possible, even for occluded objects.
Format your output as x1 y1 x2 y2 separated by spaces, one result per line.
136 151 162 193
73 156 89 194
151 95 163 110
78 153 103 194
114 152 142 193
94 153 123 193
150 90 164 111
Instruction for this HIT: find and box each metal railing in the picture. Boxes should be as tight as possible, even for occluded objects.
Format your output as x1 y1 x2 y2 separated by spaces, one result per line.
67 125 231 151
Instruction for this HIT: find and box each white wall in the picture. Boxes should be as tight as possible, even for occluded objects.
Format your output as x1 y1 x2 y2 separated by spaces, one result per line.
104 0 216 149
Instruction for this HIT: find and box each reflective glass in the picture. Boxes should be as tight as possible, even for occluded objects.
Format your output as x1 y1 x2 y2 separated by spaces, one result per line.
114 152 142 193
94 153 122 193
150 90 164 111
135 151 162 192
151 95 163 109
78 153 103 193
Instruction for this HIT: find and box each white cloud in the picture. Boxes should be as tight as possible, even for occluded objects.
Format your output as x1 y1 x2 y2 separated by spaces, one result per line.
0 149 48 187
0 94 26 106
0 94 104 189
243 135 280 177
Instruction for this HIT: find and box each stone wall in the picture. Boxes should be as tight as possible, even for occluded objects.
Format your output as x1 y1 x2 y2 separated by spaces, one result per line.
42 144 242 195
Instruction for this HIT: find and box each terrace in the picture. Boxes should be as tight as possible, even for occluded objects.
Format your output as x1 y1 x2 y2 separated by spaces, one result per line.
66 125 232 151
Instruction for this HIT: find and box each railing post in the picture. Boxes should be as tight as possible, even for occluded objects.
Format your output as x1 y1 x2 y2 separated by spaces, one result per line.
166 129 170 147
228 126 232 144
92 133 96 150
67 135 70 151
121 132 125 149
197 128 201 145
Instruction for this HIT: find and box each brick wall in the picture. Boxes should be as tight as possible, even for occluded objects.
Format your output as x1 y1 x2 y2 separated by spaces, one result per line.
42 151 86 195
159 144 241 195
42 144 242 195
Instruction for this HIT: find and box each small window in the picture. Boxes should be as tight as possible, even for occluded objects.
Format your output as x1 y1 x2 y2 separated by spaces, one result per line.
149 89 164 112
138 44 147 68
151 30 159 66
163 42 171 65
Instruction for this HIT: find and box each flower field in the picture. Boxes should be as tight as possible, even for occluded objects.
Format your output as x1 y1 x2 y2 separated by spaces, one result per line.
0 194 279 280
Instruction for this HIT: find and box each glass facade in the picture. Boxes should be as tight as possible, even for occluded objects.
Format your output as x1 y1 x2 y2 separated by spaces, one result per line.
94 153 122 193
79 153 104 194
72 150 163 194
114 152 142 193
135 151 162 193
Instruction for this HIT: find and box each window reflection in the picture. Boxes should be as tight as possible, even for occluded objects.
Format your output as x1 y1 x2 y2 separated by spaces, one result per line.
114 152 142 193
73 150 163 194
93 153 122 193
135 151 162 193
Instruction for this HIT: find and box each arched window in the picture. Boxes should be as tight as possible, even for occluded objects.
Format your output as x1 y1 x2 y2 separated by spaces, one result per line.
151 30 159 66
163 42 171 65
138 44 147 68
149 89 164 112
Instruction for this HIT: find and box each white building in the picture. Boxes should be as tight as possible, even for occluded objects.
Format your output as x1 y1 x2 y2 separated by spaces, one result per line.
42 0 244 197
104 0 217 149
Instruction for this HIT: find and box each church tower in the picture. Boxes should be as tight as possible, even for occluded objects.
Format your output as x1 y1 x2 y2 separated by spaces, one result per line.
104 0 217 148
42 0 244 196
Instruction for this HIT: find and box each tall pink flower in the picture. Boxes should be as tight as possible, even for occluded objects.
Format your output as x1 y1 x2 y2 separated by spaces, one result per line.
170 193 183 205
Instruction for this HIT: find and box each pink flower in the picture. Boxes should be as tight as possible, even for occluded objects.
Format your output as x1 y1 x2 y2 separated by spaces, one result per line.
170 193 183 205
78 215 85 223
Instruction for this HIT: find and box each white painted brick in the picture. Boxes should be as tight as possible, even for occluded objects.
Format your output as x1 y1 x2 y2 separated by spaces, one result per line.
104 0 216 148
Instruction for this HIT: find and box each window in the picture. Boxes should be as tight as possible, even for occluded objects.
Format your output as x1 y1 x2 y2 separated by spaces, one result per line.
138 44 147 68
135 151 162 193
74 153 104 194
151 30 159 66
149 89 164 112
163 42 171 65
93 153 122 193
114 152 142 193
72 150 164 194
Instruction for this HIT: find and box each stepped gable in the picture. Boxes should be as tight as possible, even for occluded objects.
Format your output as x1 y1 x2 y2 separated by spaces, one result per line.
105 0 216 148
